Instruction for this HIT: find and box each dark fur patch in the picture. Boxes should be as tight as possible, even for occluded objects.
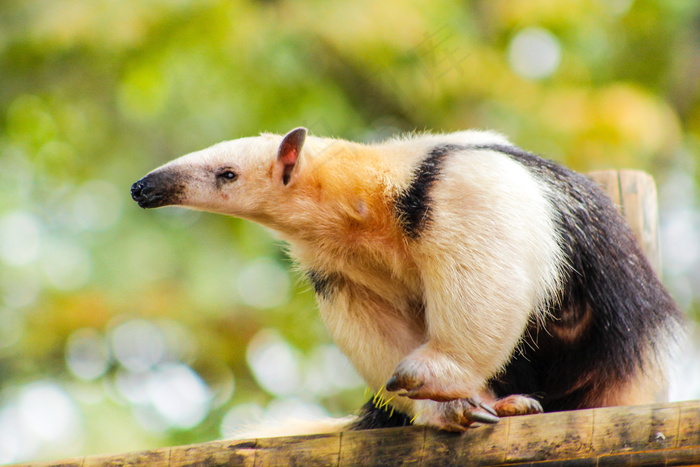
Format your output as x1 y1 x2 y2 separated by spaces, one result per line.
347 398 412 430
395 145 455 239
306 270 341 300
470 144 683 410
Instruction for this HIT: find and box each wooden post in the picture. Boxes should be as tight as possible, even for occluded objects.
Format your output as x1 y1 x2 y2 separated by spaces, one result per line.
588 169 661 274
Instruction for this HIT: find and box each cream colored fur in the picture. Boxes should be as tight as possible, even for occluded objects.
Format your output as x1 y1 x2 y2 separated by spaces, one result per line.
150 129 566 430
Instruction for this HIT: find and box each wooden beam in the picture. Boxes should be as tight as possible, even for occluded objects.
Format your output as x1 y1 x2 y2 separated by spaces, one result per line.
14 400 700 466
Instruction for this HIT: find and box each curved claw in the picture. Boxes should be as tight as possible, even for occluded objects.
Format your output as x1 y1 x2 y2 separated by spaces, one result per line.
464 397 499 418
385 376 401 392
479 402 499 417
386 373 426 397
466 410 500 425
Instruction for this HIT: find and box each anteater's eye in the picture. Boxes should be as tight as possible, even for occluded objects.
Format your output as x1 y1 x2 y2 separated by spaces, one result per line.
217 170 238 182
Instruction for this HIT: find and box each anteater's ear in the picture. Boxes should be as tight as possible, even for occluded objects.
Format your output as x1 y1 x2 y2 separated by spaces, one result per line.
275 127 308 186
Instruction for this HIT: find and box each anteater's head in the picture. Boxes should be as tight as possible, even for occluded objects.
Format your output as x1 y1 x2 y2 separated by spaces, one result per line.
131 128 307 222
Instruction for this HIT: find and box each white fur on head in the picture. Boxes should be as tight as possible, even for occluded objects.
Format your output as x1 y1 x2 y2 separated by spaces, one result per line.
141 131 312 225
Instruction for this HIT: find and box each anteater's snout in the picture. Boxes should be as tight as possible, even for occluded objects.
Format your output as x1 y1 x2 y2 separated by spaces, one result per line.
131 171 183 209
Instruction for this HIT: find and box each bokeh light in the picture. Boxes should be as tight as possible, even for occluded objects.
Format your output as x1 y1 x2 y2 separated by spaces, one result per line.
246 329 302 397
70 180 123 232
144 363 212 430
0 211 42 267
111 320 167 373
508 27 562 80
41 238 92 291
236 258 291 309
65 328 111 381
0 381 82 463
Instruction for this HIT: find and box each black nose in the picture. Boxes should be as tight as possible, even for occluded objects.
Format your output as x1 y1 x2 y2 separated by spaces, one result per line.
131 176 164 208
131 180 145 201
131 171 183 209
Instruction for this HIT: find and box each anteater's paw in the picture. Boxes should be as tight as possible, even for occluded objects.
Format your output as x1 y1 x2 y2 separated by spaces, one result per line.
493 394 543 417
386 351 471 402
417 398 500 432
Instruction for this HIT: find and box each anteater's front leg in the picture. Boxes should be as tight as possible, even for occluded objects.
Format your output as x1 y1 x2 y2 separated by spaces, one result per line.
385 226 550 429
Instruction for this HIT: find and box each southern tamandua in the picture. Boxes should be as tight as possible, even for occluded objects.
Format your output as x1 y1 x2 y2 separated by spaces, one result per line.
131 128 682 432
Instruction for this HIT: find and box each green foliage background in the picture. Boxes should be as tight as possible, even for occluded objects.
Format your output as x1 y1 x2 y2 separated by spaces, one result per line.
1 0 699 462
